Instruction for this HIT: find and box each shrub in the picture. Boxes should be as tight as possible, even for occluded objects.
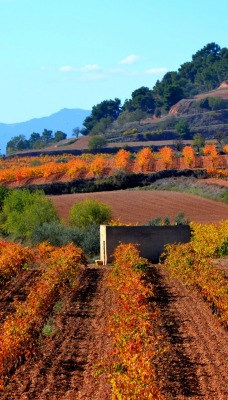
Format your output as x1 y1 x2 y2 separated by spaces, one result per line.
31 221 82 247
31 221 100 257
88 135 107 151
208 97 226 111
0 186 9 210
174 211 190 225
80 223 100 257
146 217 162 226
0 189 59 240
69 199 112 229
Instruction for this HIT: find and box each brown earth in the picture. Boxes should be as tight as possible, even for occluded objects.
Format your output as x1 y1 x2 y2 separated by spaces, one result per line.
150 265 228 400
49 189 228 224
194 87 228 100
1 183 228 399
0 269 41 325
0 266 112 400
1 263 228 399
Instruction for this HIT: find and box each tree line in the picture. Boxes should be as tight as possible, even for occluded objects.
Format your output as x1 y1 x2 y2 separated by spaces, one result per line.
6 129 68 154
81 42 228 136
6 42 228 154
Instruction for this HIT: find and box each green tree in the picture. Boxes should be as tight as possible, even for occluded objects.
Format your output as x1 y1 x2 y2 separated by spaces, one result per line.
69 199 112 229
41 129 53 144
123 86 155 114
163 84 184 110
6 135 29 154
72 127 81 138
88 135 107 151
54 131 67 142
152 43 228 110
192 133 205 154
29 132 41 148
82 98 121 135
175 119 190 138
0 189 59 240
90 117 112 135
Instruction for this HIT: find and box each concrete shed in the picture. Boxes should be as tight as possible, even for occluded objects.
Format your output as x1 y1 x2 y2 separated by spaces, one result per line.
100 225 191 264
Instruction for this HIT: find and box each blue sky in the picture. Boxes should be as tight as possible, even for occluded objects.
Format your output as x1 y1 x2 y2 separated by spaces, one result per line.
0 0 227 123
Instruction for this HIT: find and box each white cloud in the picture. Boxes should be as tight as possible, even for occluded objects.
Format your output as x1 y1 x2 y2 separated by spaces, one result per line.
145 67 168 74
81 64 102 72
118 54 141 65
59 65 76 72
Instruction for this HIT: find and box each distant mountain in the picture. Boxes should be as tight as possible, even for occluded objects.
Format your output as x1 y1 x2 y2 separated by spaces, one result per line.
0 108 91 154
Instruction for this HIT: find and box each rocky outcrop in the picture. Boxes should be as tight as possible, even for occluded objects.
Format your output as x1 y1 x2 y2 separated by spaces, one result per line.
219 81 228 89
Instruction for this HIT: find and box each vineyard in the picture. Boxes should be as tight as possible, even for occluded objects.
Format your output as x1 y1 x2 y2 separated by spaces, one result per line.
1 145 228 187
0 144 227 399
0 218 227 399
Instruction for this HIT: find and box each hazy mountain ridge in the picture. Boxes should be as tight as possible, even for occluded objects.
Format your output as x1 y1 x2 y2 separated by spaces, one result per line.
0 108 91 154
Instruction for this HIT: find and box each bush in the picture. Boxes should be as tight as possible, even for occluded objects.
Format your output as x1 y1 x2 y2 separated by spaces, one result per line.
145 211 189 226
146 217 162 226
31 221 82 247
80 223 100 257
208 97 226 111
88 135 107 151
0 189 59 240
69 199 112 229
31 221 100 257
221 189 228 203
174 211 190 225
0 186 9 210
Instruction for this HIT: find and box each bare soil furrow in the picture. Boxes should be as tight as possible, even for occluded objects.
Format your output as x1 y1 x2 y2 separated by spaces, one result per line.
0 269 41 325
49 189 228 224
0 266 111 400
151 265 228 400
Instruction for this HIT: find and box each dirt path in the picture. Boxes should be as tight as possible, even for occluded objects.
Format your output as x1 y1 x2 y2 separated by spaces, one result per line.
150 265 228 400
1 266 112 400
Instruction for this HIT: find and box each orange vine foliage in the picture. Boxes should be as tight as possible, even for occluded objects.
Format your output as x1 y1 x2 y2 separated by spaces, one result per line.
0 242 87 389
114 149 131 171
0 240 34 284
90 155 107 177
202 144 220 167
223 144 228 154
66 159 88 179
105 243 164 400
135 147 154 172
0 145 226 184
162 221 228 328
159 146 173 169
182 145 195 168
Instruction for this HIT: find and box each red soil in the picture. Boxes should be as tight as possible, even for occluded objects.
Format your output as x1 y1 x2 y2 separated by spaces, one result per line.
1 182 228 399
1 264 228 399
49 189 228 224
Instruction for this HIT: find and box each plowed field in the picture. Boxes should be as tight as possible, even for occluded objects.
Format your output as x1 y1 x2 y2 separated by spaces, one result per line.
1 263 228 399
1 186 228 399
49 189 228 224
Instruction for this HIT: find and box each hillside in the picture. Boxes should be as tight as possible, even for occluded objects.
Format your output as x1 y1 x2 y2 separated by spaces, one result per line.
6 84 228 157
103 83 228 144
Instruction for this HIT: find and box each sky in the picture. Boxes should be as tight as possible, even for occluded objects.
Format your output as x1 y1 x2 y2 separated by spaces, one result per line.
0 0 227 124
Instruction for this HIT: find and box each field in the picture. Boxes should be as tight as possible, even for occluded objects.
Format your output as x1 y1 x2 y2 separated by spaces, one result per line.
0 173 228 399
50 188 228 225
0 236 227 399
